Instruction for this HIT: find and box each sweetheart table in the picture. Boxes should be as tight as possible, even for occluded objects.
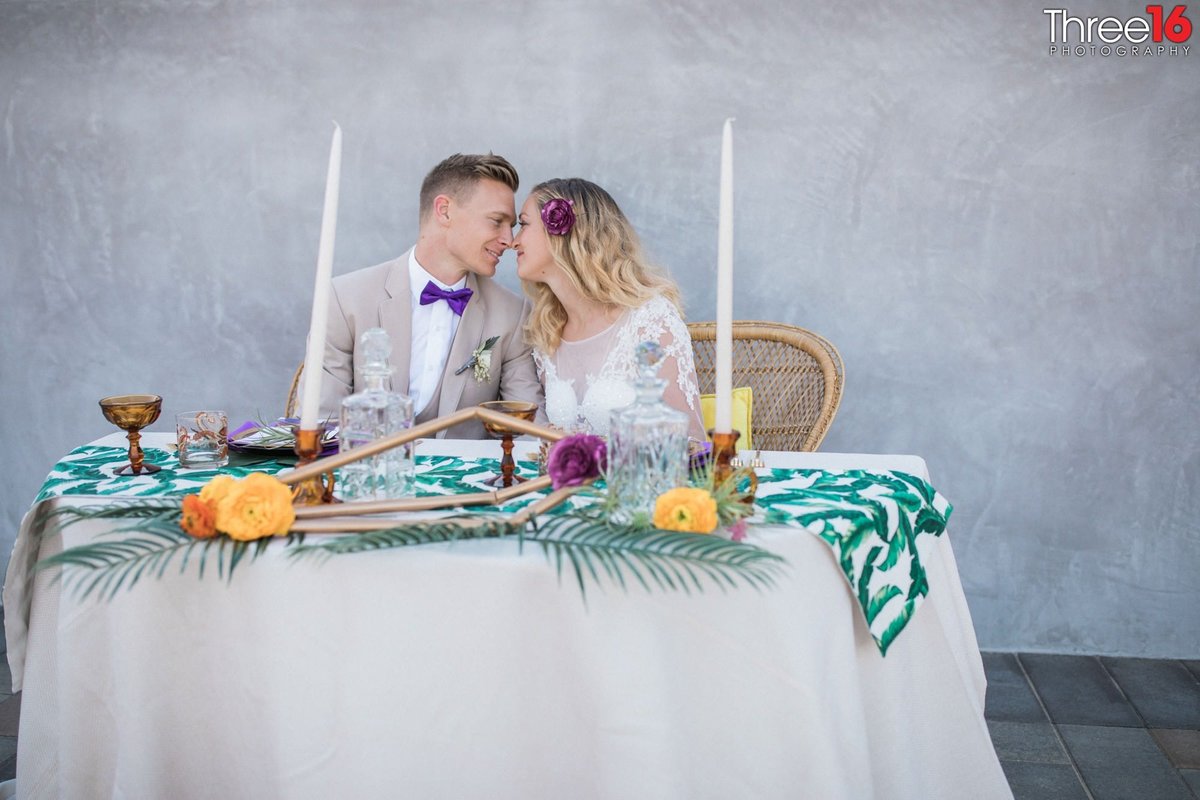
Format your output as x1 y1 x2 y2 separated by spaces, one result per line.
3 433 1010 799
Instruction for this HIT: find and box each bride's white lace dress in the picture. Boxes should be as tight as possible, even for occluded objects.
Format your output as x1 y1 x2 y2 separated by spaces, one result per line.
532 294 706 439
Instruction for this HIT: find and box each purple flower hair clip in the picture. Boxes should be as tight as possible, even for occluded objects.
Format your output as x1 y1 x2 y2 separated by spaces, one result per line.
540 197 576 236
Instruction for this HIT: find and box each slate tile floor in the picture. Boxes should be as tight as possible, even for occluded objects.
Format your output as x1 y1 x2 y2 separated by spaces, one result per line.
986 652 1200 799
1 628 1198 797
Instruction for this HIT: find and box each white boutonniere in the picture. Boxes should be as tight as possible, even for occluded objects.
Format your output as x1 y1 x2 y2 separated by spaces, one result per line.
455 335 500 382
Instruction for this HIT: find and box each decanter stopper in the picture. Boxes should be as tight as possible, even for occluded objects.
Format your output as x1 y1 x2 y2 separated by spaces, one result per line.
358 327 392 382
635 341 665 384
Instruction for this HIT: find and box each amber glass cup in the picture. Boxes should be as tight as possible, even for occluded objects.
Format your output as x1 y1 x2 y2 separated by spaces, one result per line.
99 394 163 475
479 400 539 488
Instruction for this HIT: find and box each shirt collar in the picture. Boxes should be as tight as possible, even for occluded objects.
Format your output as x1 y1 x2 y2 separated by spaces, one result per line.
408 248 467 296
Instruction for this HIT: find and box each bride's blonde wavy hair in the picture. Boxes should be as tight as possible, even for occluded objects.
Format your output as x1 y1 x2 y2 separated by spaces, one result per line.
522 178 682 353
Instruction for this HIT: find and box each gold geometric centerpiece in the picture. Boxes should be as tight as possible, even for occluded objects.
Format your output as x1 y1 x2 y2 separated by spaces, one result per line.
282 404 569 531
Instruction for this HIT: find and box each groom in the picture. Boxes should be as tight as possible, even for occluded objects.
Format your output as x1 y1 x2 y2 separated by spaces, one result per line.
318 153 542 438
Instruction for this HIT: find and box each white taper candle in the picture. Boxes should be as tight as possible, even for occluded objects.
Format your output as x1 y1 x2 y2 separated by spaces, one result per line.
298 122 342 431
714 118 734 434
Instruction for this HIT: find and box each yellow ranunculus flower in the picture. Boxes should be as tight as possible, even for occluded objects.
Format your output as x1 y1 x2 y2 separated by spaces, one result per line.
199 474 236 506
653 487 719 534
213 473 296 541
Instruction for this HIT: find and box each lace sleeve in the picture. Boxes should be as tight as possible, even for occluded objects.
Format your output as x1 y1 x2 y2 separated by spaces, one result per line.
617 296 706 440
530 349 551 422
531 348 550 383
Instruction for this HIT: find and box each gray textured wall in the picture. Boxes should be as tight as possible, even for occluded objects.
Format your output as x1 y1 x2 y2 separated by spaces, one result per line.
2 1 1197 657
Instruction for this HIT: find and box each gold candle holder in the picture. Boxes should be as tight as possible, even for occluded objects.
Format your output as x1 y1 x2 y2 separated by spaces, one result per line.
709 429 757 504
291 427 336 506
710 430 741 487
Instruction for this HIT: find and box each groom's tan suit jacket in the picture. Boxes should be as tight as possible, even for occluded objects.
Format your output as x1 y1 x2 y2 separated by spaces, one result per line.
319 251 543 439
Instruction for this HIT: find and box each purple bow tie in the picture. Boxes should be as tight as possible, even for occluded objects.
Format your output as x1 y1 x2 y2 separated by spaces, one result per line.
419 281 473 316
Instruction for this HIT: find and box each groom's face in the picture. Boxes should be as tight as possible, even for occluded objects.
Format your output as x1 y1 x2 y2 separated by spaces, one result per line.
442 178 516 278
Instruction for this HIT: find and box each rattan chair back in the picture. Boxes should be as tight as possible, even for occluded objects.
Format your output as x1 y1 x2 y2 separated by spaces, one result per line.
284 363 303 419
687 321 844 451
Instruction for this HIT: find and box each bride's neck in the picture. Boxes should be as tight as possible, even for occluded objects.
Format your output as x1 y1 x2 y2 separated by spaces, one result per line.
556 286 621 342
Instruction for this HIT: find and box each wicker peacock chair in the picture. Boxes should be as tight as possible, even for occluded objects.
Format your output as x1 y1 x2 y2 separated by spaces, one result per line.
687 321 844 451
284 363 304 419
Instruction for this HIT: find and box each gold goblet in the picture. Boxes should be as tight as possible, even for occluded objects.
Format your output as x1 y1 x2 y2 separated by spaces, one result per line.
99 394 163 476
478 400 539 488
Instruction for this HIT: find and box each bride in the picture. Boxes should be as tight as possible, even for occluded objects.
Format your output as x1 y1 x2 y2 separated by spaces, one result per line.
511 177 706 439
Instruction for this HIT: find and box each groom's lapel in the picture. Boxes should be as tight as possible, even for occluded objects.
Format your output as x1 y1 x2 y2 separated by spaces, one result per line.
378 252 412 396
438 273 486 418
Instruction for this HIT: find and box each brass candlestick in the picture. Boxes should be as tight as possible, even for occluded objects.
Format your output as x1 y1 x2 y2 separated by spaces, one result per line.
291 427 336 505
709 429 757 504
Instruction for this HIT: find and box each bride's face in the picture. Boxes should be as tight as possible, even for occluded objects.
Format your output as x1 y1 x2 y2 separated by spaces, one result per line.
513 195 557 283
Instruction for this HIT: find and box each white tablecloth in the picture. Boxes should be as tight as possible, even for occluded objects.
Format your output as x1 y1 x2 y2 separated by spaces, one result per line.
4 434 1011 799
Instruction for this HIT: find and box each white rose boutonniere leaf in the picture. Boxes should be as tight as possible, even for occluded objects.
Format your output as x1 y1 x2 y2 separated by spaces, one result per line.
455 335 501 382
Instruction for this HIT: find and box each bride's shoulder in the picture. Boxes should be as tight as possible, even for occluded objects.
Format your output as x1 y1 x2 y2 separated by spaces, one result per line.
629 293 682 324
626 294 688 337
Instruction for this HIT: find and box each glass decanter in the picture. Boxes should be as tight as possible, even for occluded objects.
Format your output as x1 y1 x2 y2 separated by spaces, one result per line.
339 327 415 500
606 341 689 523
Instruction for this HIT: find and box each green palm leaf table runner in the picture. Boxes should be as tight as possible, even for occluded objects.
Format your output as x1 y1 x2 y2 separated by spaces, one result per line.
34 444 953 655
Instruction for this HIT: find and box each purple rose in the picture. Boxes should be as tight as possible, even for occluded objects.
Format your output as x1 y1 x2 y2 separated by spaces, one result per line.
546 433 606 489
540 198 576 236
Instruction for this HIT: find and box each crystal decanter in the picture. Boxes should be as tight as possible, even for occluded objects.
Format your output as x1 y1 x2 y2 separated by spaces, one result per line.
606 341 689 523
339 327 415 500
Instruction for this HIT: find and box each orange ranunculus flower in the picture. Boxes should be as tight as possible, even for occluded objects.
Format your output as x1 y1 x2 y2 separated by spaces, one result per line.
653 487 719 534
213 473 296 541
180 494 217 539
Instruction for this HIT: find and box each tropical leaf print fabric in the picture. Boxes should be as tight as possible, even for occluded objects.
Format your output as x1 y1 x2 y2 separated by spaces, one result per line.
754 469 953 654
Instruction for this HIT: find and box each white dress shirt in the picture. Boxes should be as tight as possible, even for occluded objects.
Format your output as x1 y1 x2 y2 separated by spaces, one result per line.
407 249 466 416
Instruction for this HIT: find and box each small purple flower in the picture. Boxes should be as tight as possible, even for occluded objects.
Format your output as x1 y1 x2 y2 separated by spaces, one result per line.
540 198 575 236
728 519 749 543
546 433 606 489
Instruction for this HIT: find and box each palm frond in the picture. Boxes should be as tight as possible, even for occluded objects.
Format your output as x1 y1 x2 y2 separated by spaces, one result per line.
40 500 786 604
47 499 183 523
41 529 198 601
287 516 519 560
38 503 289 600
526 514 785 600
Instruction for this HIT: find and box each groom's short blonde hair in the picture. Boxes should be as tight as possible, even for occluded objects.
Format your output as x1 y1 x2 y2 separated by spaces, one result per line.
419 153 519 218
